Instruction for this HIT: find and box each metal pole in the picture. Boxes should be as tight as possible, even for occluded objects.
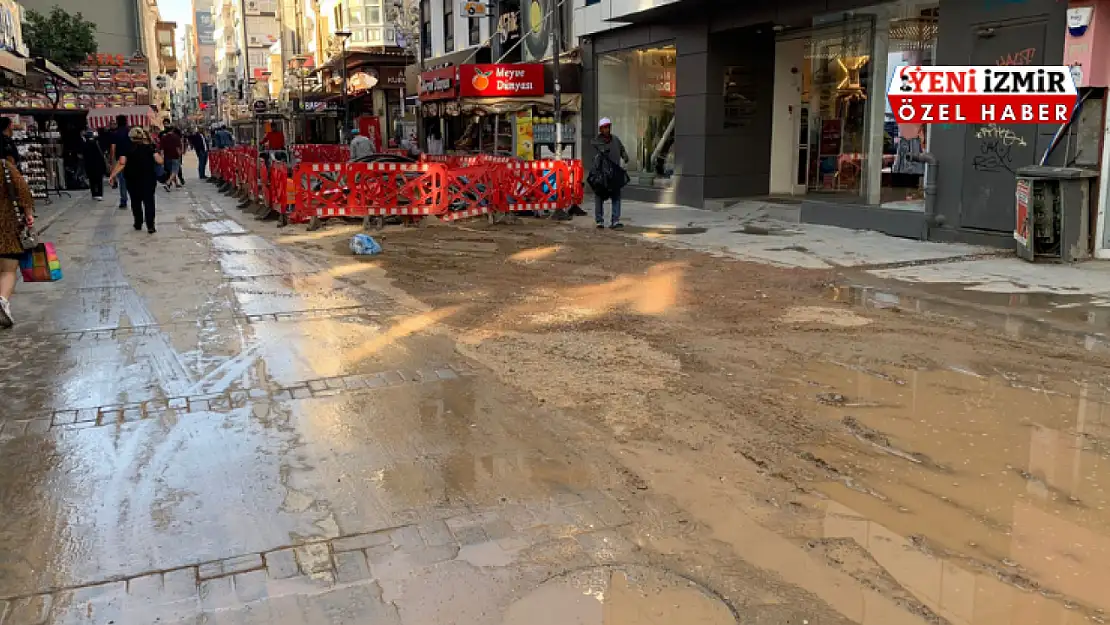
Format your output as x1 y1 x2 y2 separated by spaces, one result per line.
551 0 562 161
340 39 349 143
490 0 501 60
241 0 251 105
417 0 426 149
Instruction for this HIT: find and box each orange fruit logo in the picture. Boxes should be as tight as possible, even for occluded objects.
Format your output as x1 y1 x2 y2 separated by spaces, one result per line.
471 68 492 91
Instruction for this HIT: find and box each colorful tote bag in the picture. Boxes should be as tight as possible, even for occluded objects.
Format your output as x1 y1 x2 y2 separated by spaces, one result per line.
20 242 62 282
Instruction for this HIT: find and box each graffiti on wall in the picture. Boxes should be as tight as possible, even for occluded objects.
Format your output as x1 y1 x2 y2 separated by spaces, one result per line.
996 47 1037 66
975 124 1027 146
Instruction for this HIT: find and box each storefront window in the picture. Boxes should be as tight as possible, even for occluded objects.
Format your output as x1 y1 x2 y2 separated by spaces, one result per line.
806 19 874 195
882 9 938 208
597 45 676 182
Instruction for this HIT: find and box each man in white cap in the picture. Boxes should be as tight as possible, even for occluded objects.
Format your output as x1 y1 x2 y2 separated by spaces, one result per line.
591 117 629 229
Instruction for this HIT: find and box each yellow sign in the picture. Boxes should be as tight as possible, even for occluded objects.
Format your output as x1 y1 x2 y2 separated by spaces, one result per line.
515 110 533 161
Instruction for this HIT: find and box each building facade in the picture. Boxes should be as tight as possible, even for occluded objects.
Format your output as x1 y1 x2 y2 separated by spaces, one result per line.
212 0 281 119
575 0 1086 249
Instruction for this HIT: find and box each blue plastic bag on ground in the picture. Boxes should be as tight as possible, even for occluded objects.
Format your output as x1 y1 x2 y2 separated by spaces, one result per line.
349 234 382 255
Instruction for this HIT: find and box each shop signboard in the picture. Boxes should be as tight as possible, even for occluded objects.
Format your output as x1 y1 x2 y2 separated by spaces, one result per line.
419 67 457 101
378 66 406 89
347 70 378 95
195 10 215 45
458 64 543 98
72 52 151 107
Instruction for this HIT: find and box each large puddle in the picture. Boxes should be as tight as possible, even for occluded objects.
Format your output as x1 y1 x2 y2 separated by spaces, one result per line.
793 360 1110 624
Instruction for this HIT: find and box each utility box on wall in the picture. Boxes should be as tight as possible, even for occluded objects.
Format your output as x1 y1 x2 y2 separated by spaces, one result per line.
1014 166 1097 263
1064 0 1110 87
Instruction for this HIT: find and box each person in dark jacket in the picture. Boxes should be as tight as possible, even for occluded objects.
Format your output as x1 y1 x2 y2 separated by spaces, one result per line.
80 130 107 200
590 117 629 230
187 129 209 179
108 127 163 233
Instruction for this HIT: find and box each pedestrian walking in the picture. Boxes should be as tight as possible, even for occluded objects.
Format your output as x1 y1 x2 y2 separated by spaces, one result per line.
0 146 34 327
158 121 184 191
109 127 163 234
349 128 374 161
80 130 107 200
188 128 209 179
589 118 630 230
109 115 133 210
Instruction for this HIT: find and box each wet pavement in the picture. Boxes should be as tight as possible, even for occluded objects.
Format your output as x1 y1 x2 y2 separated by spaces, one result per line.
791 360 1110 624
0 183 648 624
7 174 1110 624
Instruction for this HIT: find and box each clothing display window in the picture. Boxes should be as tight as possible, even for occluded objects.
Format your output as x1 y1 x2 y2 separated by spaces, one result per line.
805 19 874 194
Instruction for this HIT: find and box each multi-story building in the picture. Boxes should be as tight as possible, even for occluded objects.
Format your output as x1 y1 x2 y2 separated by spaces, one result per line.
296 0 414 142
570 0 1103 252
212 0 281 119
178 24 199 119
193 0 218 116
415 0 579 158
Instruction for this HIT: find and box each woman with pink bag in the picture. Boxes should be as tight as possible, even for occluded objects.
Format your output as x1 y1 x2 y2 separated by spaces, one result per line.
0 117 35 328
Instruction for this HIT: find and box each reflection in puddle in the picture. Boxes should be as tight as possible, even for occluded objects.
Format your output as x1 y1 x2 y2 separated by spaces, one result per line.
794 360 1110 622
828 283 1110 353
501 566 737 625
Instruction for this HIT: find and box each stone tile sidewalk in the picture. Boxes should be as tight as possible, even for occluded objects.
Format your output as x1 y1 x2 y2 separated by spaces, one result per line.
574 197 1110 297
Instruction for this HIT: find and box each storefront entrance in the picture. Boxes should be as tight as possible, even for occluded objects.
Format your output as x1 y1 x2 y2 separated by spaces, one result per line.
770 6 940 212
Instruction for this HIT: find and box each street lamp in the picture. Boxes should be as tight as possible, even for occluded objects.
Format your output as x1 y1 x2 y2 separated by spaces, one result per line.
334 29 352 143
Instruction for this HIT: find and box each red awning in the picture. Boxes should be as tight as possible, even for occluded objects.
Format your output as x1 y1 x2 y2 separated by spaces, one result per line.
86 105 155 130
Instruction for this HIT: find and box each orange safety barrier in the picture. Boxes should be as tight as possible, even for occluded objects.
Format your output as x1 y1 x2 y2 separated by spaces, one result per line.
292 162 352 223
293 161 449 221
246 157 260 201
499 160 571 212
567 160 584 207
441 164 500 222
350 161 448 218
292 144 349 163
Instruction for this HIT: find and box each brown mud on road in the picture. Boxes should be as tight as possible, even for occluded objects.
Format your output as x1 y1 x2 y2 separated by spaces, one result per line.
286 218 1110 625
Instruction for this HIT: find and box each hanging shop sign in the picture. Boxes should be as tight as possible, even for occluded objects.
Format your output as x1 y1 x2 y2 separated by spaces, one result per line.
458 64 543 98
347 70 379 95
418 67 457 101
378 66 406 89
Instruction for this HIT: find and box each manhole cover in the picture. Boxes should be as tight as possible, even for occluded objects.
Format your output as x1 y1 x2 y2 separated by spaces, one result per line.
501 565 737 625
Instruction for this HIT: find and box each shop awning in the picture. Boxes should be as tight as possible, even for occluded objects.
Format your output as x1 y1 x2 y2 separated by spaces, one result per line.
86 105 156 129
31 58 80 88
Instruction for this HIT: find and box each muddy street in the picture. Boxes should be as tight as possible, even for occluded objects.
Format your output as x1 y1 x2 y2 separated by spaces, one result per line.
1 177 1109 624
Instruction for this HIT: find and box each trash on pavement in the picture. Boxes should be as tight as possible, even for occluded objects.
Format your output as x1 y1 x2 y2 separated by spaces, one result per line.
349 233 382 255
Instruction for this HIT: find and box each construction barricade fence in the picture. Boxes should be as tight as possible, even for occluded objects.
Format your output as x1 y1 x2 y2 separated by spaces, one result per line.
210 148 584 227
293 161 449 222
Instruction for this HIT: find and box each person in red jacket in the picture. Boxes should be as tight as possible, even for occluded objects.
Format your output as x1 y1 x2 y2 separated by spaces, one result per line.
263 123 285 151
